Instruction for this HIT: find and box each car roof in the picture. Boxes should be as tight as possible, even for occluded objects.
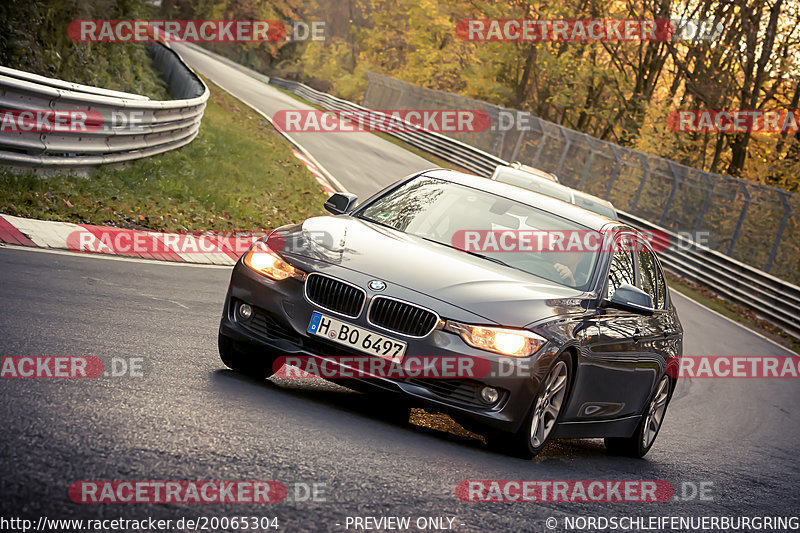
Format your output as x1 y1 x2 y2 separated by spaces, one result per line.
572 189 615 209
491 167 573 202
571 189 618 220
503 163 559 182
421 168 618 231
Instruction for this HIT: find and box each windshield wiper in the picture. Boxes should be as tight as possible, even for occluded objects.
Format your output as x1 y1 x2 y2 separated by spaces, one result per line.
461 249 517 269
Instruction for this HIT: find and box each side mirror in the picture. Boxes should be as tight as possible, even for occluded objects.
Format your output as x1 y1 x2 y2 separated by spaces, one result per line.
324 193 358 215
603 283 654 315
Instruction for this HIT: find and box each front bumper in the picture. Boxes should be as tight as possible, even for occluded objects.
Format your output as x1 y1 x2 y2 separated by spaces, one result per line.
219 260 559 433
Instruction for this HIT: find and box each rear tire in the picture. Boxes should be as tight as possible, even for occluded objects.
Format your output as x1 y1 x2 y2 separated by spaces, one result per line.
218 333 275 379
605 375 672 458
488 353 573 459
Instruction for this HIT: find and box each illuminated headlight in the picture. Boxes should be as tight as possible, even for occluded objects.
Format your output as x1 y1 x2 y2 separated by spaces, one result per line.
444 321 546 357
243 241 305 281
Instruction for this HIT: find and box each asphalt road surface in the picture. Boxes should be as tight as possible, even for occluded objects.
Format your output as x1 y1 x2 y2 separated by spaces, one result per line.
1 44 799 532
1 247 798 532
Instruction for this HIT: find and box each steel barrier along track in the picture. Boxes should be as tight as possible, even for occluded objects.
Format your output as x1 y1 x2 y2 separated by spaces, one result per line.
267 75 800 340
0 42 209 167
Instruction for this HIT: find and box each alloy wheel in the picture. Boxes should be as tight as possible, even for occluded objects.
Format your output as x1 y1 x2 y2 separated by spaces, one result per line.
530 361 568 448
642 376 670 448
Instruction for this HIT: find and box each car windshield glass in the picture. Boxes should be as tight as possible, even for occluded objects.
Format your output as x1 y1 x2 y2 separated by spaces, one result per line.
493 169 572 202
357 177 599 288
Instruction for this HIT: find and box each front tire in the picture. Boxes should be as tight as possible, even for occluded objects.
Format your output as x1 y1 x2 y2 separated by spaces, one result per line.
605 375 671 458
488 354 572 458
218 333 275 378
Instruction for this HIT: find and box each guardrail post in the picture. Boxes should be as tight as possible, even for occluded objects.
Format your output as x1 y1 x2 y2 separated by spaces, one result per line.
765 192 791 273
509 126 526 162
555 133 572 177
659 162 682 227
629 154 650 215
727 181 750 256
603 147 622 200
578 149 596 190
378 81 392 109
693 173 714 236
531 119 548 167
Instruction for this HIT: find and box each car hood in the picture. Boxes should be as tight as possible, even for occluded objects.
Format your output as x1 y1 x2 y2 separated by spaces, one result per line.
276 216 592 327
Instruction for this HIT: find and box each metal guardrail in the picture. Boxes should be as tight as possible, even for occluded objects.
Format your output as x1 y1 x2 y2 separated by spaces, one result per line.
0 43 209 167
268 76 800 340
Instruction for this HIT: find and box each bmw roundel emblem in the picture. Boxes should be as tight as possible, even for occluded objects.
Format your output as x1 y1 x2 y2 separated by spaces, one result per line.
368 280 386 291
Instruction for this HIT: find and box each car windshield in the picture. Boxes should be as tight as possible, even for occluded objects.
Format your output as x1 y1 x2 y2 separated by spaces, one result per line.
492 168 573 202
357 177 599 288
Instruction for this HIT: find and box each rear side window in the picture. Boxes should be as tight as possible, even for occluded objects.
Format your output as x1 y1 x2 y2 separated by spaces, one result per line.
606 237 635 299
637 248 659 307
635 243 668 310
655 256 667 309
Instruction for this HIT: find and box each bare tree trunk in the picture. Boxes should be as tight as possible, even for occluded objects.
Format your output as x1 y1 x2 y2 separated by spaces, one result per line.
727 0 783 176
776 80 800 155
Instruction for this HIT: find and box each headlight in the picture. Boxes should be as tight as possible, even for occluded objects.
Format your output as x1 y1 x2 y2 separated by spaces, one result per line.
444 321 546 357
243 241 305 280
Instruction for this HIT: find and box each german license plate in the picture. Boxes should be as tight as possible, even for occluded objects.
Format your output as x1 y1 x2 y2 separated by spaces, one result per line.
307 312 406 363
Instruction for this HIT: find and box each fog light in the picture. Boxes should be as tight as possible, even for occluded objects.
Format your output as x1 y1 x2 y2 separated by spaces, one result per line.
238 303 253 321
480 386 499 404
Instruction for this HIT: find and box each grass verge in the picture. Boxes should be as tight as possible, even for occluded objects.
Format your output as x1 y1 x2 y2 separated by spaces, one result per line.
0 76 327 232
